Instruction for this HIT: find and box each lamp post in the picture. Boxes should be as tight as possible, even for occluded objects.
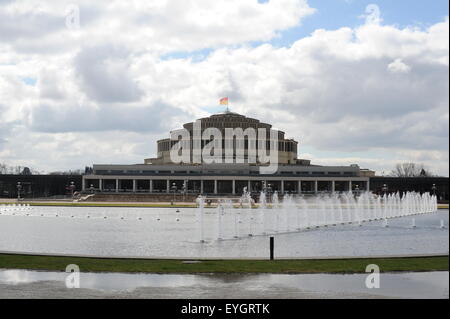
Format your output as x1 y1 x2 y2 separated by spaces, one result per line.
69 181 75 199
262 181 271 203
354 184 360 197
171 182 177 205
382 184 388 196
16 182 22 201
89 184 95 194
182 181 187 202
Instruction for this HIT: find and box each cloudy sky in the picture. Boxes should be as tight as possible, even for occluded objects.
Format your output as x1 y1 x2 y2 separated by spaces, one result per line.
0 0 448 175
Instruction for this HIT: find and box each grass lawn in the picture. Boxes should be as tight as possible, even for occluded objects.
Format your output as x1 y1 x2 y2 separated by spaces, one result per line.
0 254 447 274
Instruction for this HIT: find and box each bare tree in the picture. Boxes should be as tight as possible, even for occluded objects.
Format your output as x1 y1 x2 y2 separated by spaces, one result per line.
390 163 434 177
49 169 83 175
0 163 40 175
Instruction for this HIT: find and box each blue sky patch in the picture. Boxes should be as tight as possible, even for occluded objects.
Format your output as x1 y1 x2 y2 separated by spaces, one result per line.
268 0 449 48
22 77 37 86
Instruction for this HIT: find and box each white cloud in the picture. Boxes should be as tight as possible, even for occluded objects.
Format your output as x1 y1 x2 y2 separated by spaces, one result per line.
0 1 448 176
387 58 411 73
0 0 315 54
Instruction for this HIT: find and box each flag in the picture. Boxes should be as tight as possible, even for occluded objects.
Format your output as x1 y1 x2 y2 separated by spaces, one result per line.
219 97 228 105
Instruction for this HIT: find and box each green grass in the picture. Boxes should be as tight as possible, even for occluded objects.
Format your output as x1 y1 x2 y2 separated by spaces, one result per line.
0 254 447 274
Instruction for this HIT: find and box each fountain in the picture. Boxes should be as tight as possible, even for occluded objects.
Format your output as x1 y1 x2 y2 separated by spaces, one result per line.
195 195 205 243
0 192 446 259
194 190 439 242
0 204 32 215
0 191 441 248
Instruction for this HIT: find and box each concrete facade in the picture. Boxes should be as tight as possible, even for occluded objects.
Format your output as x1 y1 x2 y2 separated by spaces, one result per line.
144 111 303 165
82 163 370 195
83 112 372 196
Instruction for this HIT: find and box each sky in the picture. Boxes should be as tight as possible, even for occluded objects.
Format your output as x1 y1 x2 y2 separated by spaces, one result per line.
0 0 448 176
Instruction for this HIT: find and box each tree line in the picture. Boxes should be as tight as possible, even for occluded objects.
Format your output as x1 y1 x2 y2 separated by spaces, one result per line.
0 163 92 175
387 163 435 177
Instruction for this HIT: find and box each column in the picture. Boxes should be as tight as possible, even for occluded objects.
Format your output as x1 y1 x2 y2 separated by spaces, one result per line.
115 179 119 193
99 179 102 191
200 180 204 194
331 180 335 193
132 179 137 193
166 180 170 193
149 180 153 193
82 178 86 191
248 180 251 192
298 180 301 194
349 181 352 192
314 180 318 194
232 180 236 195
366 179 370 192
281 180 284 194
214 180 218 194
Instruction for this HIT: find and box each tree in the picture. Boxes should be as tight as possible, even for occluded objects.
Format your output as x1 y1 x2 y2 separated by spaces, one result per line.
21 167 32 175
49 169 83 175
390 163 434 177
0 163 41 175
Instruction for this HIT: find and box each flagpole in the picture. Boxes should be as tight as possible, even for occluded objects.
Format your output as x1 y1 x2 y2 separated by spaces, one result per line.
220 97 230 113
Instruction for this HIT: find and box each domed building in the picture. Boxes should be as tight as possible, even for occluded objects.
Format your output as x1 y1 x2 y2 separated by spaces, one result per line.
146 111 300 165
82 111 371 196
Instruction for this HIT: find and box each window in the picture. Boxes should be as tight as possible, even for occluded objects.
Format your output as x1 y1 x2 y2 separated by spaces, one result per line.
343 172 355 176
158 170 171 174
327 172 341 175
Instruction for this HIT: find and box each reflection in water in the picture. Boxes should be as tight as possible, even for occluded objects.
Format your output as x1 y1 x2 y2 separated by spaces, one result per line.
0 269 448 299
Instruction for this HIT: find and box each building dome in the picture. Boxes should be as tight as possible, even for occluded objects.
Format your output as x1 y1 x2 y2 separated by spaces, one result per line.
148 112 298 165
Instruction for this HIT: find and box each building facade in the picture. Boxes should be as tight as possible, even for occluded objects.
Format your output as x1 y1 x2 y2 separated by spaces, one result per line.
3 174 448 200
82 163 370 195
2 112 447 200
82 111 372 195
145 112 301 165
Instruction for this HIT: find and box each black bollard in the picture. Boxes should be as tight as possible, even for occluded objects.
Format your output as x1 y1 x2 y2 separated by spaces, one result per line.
270 236 274 260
